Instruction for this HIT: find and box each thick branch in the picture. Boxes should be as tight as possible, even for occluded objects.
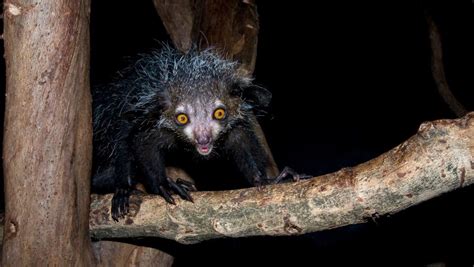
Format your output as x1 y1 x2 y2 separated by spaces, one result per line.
89 113 474 244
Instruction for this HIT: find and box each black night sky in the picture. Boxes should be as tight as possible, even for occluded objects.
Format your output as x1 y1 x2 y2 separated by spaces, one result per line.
2 0 474 266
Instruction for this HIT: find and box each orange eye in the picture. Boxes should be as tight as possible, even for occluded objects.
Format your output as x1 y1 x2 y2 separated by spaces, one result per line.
176 113 189 125
213 108 226 120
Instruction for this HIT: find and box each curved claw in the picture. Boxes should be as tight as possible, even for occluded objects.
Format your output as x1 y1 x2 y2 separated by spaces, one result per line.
167 177 194 202
176 178 197 192
274 166 312 184
112 188 131 221
158 185 176 205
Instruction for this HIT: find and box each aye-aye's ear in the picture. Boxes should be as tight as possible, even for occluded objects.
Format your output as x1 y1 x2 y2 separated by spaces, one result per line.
245 85 272 108
231 82 272 109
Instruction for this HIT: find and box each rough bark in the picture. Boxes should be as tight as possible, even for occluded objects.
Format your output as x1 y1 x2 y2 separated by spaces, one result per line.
426 14 467 117
154 0 279 177
93 241 174 267
153 0 195 53
88 113 474 244
2 0 94 265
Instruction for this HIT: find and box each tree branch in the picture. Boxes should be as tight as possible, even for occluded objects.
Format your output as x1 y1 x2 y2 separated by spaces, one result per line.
89 113 473 244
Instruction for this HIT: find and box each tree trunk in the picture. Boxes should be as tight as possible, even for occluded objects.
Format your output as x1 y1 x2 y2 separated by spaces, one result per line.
2 0 94 265
154 0 259 74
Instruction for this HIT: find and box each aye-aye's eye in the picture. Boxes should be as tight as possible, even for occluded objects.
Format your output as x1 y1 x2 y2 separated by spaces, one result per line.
176 113 189 125
213 108 226 120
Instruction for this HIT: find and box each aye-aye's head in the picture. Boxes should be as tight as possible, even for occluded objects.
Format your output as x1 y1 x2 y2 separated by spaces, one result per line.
133 46 271 156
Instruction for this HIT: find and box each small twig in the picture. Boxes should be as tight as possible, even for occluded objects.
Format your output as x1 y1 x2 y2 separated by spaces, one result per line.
426 13 468 117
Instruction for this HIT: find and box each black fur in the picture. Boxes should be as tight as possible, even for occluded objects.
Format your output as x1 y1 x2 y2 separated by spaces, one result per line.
223 121 269 186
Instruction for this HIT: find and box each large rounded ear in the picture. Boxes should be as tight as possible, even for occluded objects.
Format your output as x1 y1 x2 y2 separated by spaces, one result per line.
231 81 272 109
243 85 272 108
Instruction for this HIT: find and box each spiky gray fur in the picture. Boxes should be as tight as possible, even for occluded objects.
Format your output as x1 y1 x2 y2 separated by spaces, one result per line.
92 45 253 162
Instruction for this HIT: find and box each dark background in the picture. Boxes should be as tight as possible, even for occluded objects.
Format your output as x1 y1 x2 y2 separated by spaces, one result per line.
2 0 474 266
